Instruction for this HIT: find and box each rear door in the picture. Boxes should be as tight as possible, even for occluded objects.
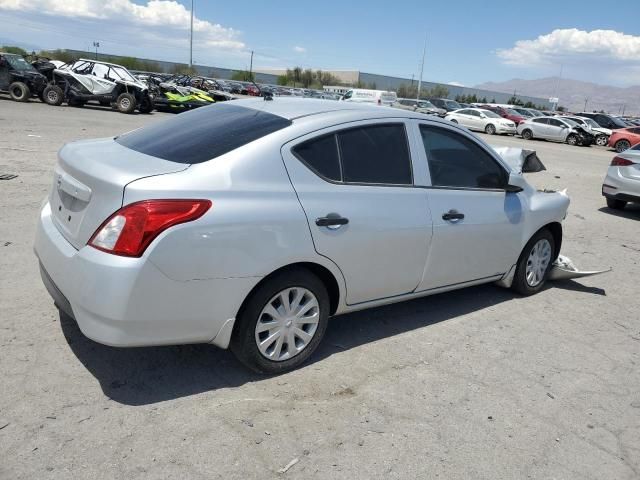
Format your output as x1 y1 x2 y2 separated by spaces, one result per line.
412 122 523 290
531 118 549 138
281 120 433 305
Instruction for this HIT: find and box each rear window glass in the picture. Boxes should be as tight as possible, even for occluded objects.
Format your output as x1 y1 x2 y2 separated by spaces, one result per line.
116 103 291 164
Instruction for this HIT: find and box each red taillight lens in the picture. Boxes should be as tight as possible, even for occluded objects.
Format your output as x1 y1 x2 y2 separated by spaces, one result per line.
611 156 635 166
89 199 211 257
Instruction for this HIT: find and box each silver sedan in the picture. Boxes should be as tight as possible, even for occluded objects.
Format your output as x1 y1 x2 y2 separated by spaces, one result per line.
35 99 570 373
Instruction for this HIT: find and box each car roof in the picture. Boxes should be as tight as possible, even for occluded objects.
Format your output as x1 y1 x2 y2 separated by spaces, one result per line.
0 52 20 57
234 97 430 121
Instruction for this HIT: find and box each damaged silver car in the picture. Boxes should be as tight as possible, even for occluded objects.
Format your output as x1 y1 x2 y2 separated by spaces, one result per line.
35 99 605 373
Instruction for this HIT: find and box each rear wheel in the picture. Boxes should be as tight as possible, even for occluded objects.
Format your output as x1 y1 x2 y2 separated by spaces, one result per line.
606 197 627 210
485 123 496 135
615 139 631 153
596 135 608 146
8 81 30 102
138 96 154 114
230 268 330 374
116 93 136 114
566 134 578 146
42 85 64 106
521 129 533 140
512 229 555 296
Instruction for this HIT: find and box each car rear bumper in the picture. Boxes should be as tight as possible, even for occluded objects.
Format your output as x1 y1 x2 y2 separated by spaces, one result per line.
602 168 640 203
34 201 258 348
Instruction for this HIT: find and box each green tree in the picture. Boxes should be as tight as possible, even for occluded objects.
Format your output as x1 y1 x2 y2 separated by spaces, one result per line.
38 49 78 63
425 84 449 98
556 106 567 112
277 75 289 86
0 45 28 56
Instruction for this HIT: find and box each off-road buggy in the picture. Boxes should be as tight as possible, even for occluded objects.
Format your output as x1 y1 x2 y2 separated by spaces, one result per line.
43 59 153 113
0 52 48 102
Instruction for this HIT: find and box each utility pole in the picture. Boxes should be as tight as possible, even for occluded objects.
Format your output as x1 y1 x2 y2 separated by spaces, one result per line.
92 41 99 60
189 0 194 67
249 50 254 80
416 33 427 101
583 97 588 112
622 104 626 116
552 63 563 110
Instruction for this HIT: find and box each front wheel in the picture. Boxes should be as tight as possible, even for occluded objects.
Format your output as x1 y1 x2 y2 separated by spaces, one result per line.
42 85 64 106
138 96 154 114
485 124 496 135
566 134 578 146
596 135 608 146
8 81 30 102
230 268 330 374
116 92 136 114
606 197 627 210
512 229 556 296
521 129 533 140
615 139 631 153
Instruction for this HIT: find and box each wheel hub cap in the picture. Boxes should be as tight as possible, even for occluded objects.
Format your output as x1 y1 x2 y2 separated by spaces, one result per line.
525 239 552 287
255 287 320 362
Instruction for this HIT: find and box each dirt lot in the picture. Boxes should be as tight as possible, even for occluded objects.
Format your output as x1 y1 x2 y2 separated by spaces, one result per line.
1 98 639 480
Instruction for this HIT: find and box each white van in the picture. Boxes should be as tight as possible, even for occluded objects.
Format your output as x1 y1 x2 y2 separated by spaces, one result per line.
340 89 397 106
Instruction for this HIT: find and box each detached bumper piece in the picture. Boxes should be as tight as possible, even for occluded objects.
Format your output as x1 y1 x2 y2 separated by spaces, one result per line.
548 255 611 281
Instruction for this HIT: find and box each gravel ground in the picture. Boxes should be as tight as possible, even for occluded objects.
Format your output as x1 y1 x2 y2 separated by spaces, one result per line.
1 98 639 480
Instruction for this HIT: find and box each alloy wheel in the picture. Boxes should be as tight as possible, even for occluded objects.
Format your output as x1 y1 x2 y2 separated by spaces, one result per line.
525 239 552 287
616 140 631 153
47 90 59 103
596 135 607 146
254 287 320 362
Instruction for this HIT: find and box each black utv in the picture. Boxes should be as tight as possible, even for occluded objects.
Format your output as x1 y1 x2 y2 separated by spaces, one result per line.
0 52 48 102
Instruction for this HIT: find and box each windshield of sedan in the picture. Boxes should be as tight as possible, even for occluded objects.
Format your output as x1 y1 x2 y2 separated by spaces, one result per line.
5 55 36 72
562 119 579 128
445 100 462 109
418 100 435 109
505 108 520 115
480 110 501 118
582 118 600 128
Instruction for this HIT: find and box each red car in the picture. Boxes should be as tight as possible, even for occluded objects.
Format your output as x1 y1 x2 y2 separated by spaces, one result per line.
244 84 260 96
608 127 640 153
479 105 527 126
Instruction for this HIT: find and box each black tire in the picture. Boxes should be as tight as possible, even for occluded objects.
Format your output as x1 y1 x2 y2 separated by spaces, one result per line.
116 93 136 114
606 197 627 210
8 81 30 102
566 134 578 146
138 96 154 114
521 129 533 140
615 139 631 153
485 123 496 135
42 85 64 106
230 267 330 374
511 229 556 296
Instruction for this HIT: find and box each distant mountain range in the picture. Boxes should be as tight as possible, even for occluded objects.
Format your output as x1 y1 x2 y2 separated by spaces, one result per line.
475 77 640 116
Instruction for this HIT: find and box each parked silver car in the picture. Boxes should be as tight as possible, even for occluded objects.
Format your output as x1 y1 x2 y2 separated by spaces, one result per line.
395 98 446 116
602 143 640 210
517 116 595 146
35 99 570 373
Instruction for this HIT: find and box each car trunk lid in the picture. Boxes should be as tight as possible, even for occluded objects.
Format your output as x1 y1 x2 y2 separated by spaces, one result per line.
50 137 188 249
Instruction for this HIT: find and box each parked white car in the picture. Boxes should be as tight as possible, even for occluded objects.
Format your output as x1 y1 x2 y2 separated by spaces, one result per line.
517 117 595 146
563 116 611 146
602 143 640 210
445 108 516 135
35 99 571 373
340 88 397 106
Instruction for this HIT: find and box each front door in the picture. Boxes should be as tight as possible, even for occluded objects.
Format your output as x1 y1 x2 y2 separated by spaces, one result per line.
414 122 523 290
281 120 433 305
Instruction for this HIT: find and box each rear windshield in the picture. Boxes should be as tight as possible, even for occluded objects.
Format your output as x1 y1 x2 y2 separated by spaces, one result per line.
116 103 292 164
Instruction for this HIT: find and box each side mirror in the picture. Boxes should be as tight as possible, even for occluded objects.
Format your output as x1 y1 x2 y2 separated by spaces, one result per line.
505 172 527 193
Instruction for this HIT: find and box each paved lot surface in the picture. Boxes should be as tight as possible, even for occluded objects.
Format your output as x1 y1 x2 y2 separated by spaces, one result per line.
1 98 639 479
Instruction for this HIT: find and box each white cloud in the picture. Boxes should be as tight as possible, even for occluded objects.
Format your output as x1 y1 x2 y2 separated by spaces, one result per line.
293 46 306 53
0 0 245 50
497 28 640 66
447 81 464 87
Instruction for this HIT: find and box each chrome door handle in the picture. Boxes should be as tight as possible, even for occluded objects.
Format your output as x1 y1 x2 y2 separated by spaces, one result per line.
442 210 464 222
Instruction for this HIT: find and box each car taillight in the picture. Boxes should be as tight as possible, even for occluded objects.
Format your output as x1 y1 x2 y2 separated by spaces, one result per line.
611 156 635 166
89 199 211 257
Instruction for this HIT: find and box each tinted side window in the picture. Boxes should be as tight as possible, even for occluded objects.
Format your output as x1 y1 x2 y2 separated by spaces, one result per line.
533 118 548 124
338 124 412 185
420 126 507 189
548 119 563 127
293 134 341 181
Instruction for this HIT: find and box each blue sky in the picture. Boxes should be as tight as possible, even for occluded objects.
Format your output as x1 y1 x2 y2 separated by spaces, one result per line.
1 0 640 87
